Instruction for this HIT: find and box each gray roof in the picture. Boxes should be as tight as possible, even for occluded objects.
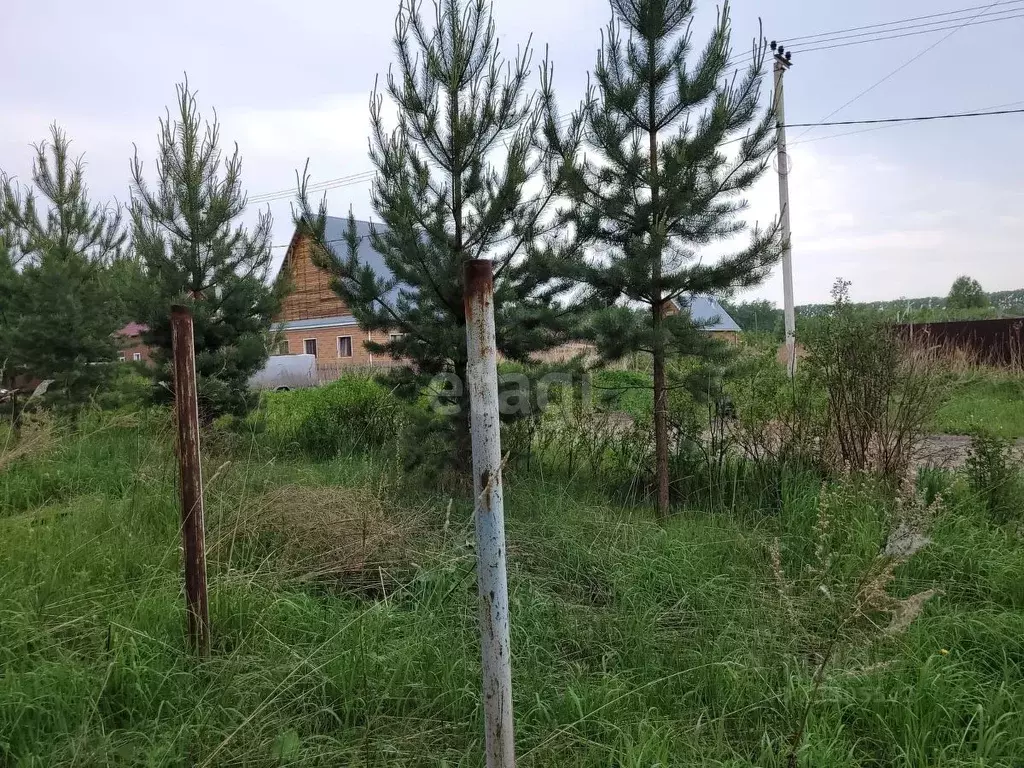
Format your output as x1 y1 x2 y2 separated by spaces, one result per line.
673 295 742 332
319 217 401 301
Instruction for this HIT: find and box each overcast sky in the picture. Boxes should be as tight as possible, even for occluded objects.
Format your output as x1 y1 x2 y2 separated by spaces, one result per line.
2 0 1022 304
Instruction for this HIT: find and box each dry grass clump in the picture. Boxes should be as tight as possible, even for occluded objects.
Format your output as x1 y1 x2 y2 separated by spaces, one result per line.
0 411 56 472
214 483 429 597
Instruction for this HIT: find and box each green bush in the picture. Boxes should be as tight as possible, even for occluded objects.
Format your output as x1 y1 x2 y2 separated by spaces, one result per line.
965 430 1020 524
261 377 402 459
802 279 944 482
94 366 152 412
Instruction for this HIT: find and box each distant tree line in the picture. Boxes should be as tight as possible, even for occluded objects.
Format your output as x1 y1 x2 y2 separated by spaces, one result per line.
725 274 1020 342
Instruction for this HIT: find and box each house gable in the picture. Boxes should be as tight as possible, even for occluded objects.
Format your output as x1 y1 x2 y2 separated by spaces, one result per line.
276 230 352 323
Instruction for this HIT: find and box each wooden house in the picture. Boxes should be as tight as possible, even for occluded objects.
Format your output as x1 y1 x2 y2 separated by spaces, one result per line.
271 216 743 375
272 217 398 378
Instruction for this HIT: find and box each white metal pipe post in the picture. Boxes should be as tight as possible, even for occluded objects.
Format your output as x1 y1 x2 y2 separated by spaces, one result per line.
772 42 797 377
463 259 516 767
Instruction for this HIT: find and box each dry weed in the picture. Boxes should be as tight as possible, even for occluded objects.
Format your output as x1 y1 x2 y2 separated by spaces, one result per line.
0 411 56 472
778 478 943 765
215 484 425 595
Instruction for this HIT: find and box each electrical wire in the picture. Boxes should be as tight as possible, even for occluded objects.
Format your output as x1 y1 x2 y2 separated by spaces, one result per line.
786 98 1024 146
785 106 1024 128
256 104 1024 208
247 3 1022 204
248 170 376 204
265 103 1024 248
723 1 1024 70
783 0 1024 44
790 10 1024 55
791 0 1011 140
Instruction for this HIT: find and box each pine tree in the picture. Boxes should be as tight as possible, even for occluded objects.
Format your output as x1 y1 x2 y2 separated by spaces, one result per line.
131 80 282 419
543 0 783 517
298 0 584 467
0 125 126 406
107 250 155 326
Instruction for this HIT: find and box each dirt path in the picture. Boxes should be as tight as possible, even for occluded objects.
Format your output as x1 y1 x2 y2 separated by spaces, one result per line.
594 408 1022 472
914 434 1024 470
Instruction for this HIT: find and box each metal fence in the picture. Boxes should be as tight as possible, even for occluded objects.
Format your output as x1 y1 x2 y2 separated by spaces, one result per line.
895 318 1024 367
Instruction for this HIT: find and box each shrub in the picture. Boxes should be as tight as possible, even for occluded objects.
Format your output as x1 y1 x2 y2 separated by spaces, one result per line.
804 279 944 483
772 475 941 765
723 339 826 511
964 430 1020 524
262 377 402 459
94 366 151 411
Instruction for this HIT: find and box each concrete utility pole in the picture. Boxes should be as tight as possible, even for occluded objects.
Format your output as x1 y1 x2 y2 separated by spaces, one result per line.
463 259 516 767
772 41 797 377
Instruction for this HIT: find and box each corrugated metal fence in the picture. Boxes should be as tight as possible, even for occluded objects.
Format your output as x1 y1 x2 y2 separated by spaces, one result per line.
895 318 1024 367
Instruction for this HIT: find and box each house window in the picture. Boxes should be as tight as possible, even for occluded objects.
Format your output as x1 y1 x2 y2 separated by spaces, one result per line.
389 332 405 343
337 336 353 358
304 338 318 357
118 354 126 362
133 352 142 362
273 339 288 355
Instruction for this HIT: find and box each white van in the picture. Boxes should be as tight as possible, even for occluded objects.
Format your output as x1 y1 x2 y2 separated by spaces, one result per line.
249 354 317 391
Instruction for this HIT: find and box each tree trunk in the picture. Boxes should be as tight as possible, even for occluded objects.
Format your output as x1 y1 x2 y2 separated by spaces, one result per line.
652 305 670 519
648 56 670 520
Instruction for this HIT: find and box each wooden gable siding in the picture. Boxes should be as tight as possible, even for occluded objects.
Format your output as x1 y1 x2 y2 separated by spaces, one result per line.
277 232 350 322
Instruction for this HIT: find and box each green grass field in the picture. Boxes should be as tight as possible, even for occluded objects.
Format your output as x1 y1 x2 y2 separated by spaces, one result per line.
934 374 1024 438
1 405 1023 766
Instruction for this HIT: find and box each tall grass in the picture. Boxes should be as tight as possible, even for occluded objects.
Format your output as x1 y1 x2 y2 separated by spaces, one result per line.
1 408 1023 765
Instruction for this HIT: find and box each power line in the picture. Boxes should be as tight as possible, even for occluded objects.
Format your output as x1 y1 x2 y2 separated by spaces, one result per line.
792 0 1010 139
787 98 1024 146
720 102 1024 147
248 170 376 204
785 106 1024 128
790 10 1024 54
724 1 1024 70
249 4 1021 205
783 0 1024 44
258 104 1024 207
266 104 1024 248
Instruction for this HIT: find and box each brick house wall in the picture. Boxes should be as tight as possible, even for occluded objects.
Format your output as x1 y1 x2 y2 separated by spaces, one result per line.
114 323 154 364
118 339 153 364
279 326 393 363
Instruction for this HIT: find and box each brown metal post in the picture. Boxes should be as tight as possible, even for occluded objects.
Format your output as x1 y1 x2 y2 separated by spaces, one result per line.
170 304 210 657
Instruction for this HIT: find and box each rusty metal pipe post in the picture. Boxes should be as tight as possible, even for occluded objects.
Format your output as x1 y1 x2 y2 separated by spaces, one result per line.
463 259 516 766
170 305 210 657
